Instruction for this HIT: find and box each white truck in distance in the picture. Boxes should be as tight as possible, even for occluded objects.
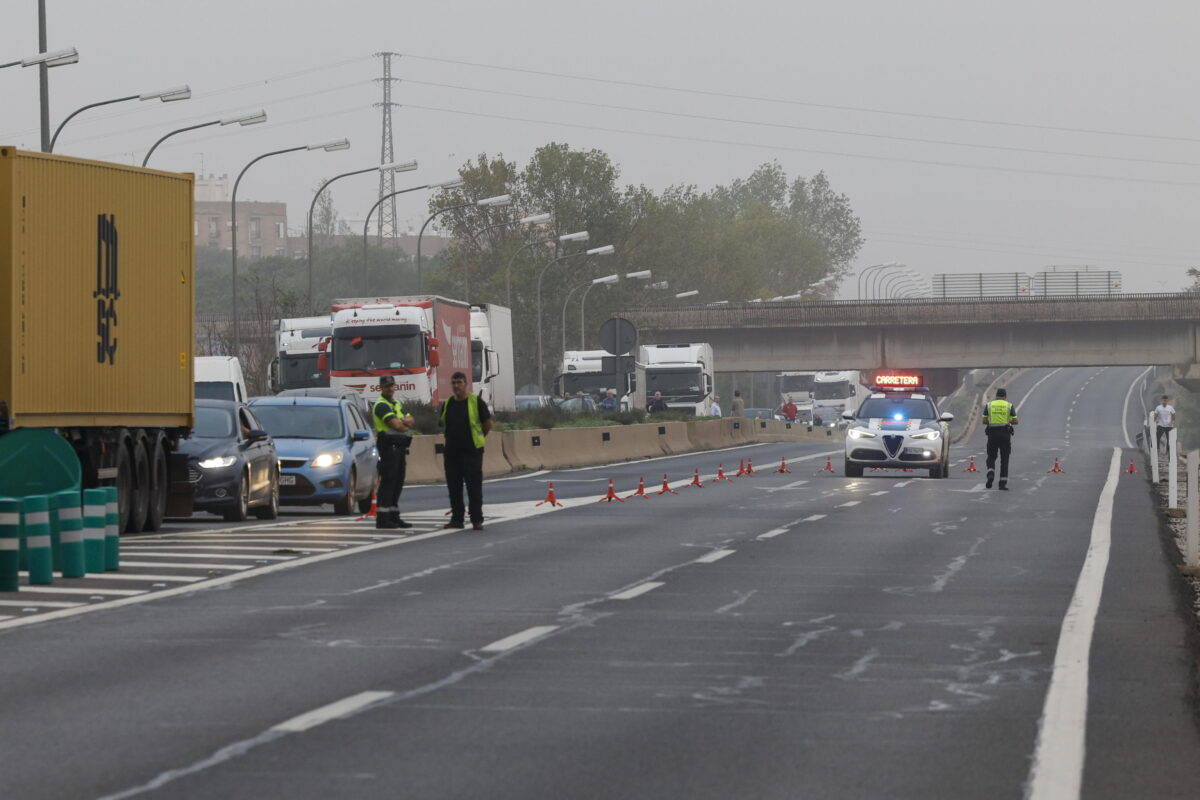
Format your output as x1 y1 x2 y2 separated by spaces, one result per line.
776 371 817 413
811 370 865 425
640 343 716 415
470 304 515 411
324 296 472 407
271 315 331 393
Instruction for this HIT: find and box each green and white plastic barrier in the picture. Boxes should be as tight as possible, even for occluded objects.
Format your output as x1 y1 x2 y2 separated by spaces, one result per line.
22 495 53 585
0 498 19 592
104 486 119 571
83 489 107 573
56 489 85 579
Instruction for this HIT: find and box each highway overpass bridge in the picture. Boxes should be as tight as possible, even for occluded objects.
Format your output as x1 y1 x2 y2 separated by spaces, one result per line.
622 293 1200 393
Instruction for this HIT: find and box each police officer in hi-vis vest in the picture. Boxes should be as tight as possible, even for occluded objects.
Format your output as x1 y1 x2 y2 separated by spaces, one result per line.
372 375 415 529
439 371 493 530
982 387 1019 490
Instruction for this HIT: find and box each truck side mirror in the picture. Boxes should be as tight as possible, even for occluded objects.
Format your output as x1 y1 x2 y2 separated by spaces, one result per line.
428 349 440 367
427 337 440 349
485 347 498 380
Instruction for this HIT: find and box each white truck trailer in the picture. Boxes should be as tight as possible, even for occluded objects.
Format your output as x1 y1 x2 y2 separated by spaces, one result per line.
640 343 716 415
270 315 331 393
470 304 515 411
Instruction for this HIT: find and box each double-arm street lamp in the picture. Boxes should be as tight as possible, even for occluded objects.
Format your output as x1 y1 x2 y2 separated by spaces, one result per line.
536 244 615 390
301 159 419 306
50 85 192 153
0 47 77 70
231 138 351 352
503 229 588 309
578 273 623 348
359 176 463 296
415 193 512 293
561 273 621 354
142 110 266 167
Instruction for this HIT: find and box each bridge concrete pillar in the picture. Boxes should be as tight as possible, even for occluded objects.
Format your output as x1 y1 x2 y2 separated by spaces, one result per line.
1172 363 1200 393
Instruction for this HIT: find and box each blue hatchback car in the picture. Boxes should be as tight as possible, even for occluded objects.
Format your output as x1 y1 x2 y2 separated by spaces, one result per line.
248 395 379 515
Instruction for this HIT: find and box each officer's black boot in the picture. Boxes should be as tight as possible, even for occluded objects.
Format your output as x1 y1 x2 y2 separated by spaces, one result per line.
998 480 1009 491
985 469 994 489
376 509 399 530
392 510 412 530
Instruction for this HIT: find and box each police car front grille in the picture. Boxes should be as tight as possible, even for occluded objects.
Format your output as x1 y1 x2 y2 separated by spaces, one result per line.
882 435 904 457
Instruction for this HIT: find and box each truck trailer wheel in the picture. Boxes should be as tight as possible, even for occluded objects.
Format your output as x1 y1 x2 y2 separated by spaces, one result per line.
125 435 151 533
144 434 169 531
114 440 133 534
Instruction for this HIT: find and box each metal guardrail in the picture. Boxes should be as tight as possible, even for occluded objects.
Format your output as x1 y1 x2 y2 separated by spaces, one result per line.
623 292 1200 329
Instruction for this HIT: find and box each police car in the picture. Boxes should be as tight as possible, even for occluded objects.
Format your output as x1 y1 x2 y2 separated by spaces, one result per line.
841 373 953 478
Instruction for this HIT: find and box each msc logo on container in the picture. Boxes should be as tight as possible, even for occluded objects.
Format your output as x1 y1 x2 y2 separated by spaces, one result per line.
94 214 120 365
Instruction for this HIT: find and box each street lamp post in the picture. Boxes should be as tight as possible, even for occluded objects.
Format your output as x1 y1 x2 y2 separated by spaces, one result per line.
50 85 191 153
579 273 621 347
359 177 461 296
869 264 908 299
306 159 418 308
415 193 511 294
142 110 266 167
231 138 350 353
536 244 614 391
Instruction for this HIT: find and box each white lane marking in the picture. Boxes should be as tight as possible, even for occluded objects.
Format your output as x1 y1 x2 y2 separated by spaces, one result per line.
19 571 204 583
1122 366 1153 449
135 538 361 546
556 443 790 473
870 490 889 496
758 528 789 539
0 615 12 621
271 691 395 733
695 549 735 564
950 483 988 493
801 514 827 522
486 469 549 483
118 552 296 561
894 481 912 487
121 544 336 553
15 586 146 596
0 599 86 608
1021 367 1064 410
1025 448 1121 800
610 581 665 600
479 625 561 652
118 561 253 570
837 501 860 508
758 478 811 493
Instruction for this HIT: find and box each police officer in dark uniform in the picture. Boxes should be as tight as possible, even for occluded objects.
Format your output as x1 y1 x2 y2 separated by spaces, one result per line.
372 376 414 529
439 372 492 530
982 387 1018 490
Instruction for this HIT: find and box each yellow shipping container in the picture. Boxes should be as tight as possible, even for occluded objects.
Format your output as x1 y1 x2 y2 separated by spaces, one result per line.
0 148 194 428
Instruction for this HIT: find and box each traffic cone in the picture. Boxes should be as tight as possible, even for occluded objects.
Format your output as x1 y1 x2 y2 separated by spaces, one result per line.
775 456 791 474
657 473 679 495
1047 457 1065 474
536 482 565 507
713 463 732 482
1125 459 1138 474
627 476 651 499
356 492 378 521
598 478 625 502
746 458 756 476
964 456 979 473
688 467 705 488
734 458 747 477
818 457 836 474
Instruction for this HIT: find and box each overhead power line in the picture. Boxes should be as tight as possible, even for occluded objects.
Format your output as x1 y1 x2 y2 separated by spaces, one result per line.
399 52 1200 145
400 103 1200 188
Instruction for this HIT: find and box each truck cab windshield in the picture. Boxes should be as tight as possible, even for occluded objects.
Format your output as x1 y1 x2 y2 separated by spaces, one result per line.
779 375 815 394
558 373 617 397
279 354 325 390
814 381 851 400
646 367 704 401
333 333 423 371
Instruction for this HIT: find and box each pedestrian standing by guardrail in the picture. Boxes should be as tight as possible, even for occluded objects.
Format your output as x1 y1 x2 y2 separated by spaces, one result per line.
710 396 723 417
439 371 493 531
982 387 1019 490
731 390 745 417
1154 395 1177 452
372 375 415 530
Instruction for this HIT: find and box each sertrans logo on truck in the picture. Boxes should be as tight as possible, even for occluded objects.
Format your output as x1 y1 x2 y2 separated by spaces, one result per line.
345 382 417 393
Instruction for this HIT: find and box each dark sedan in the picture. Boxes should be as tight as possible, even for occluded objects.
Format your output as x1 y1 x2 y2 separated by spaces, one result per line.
177 399 280 521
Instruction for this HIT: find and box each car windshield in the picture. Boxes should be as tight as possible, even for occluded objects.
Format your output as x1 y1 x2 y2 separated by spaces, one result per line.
645 367 703 400
251 405 345 439
278 354 326 390
814 381 851 400
193 407 235 438
195 381 235 402
333 333 423 371
856 397 938 421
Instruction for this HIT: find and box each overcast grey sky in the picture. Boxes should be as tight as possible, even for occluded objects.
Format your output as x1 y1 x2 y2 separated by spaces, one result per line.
4 1 1197 294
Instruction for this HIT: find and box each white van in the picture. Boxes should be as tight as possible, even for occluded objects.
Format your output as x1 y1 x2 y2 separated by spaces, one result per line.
195 356 250 403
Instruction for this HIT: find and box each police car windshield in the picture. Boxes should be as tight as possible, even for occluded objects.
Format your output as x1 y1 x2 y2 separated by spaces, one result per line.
857 397 937 421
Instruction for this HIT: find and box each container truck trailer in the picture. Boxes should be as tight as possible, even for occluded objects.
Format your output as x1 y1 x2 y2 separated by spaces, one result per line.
0 148 195 532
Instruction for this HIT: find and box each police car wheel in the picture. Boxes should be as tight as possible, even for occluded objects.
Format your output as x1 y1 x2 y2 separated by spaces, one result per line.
844 459 863 478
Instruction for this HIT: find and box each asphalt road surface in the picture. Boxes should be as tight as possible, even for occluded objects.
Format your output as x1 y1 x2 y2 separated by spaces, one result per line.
2 366 1197 799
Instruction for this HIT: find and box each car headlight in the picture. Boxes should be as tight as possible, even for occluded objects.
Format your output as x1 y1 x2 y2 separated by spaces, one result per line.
311 452 345 468
911 429 941 440
847 428 876 439
198 455 237 469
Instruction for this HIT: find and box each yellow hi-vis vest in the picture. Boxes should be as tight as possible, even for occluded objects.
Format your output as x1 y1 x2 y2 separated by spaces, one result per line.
373 395 405 434
986 399 1015 425
440 393 486 449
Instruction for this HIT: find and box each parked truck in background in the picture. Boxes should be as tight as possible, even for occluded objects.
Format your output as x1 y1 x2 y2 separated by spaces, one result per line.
0 148 195 532
776 371 817 408
811 370 865 425
470 304 515 411
321 295 472 406
556 350 629 399
270 315 331 393
640 343 716 415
